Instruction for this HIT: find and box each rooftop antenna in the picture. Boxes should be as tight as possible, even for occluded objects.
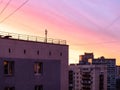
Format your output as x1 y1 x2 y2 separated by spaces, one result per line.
45 29 48 42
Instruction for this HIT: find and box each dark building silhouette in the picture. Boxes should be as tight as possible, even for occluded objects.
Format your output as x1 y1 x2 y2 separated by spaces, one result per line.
79 53 94 65
0 32 68 90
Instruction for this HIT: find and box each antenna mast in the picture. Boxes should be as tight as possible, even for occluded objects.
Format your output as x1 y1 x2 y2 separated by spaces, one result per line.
45 29 47 42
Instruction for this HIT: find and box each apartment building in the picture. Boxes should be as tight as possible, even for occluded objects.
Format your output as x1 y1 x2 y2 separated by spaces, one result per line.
92 56 116 90
0 31 68 90
69 64 107 90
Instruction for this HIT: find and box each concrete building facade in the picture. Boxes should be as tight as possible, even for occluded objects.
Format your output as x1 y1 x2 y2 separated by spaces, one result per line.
0 32 68 90
116 66 120 78
92 56 116 90
116 66 120 90
69 64 107 90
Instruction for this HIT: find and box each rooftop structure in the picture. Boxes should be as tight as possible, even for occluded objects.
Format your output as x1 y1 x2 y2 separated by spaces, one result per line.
0 31 66 45
79 52 94 65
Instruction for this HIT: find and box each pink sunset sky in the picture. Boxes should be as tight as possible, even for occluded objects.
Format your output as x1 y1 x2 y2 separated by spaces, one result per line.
0 0 120 64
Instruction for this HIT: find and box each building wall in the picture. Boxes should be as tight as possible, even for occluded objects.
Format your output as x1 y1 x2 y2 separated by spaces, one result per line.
116 66 120 78
116 78 120 90
93 58 116 90
69 64 107 90
93 65 107 90
0 38 68 90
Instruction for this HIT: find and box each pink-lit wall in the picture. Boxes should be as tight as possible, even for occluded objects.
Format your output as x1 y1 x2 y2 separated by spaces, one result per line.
0 38 68 90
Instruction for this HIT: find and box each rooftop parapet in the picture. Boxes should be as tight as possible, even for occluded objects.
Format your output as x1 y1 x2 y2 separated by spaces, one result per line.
0 31 66 45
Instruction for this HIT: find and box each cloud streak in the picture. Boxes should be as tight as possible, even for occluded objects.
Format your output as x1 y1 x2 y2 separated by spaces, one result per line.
1 0 120 64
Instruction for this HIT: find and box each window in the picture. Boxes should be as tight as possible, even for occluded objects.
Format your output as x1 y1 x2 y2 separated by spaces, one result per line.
35 85 43 90
99 74 104 90
24 49 26 54
8 48 11 53
34 62 43 75
4 87 15 90
49 51 52 56
37 50 39 55
60 52 62 56
4 61 14 75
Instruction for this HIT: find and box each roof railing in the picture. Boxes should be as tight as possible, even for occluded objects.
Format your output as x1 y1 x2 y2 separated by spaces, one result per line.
0 31 66 45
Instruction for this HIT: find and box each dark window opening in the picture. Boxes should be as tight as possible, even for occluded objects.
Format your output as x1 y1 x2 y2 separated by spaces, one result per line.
69 70 74 84
37 50 39 55
4 61 14 75
35 85 43 90
60 52 62 56
4 87 15 90
9 48 11 53
99 74 104 90
24 49 26 54
34 62 43 75
49 51 52 56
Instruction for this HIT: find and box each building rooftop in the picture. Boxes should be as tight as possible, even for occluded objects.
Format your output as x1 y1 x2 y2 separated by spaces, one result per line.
0 31 66 45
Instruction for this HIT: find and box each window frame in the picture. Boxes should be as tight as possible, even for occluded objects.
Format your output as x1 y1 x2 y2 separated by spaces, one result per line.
34 62 43 75
4 60 14 76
